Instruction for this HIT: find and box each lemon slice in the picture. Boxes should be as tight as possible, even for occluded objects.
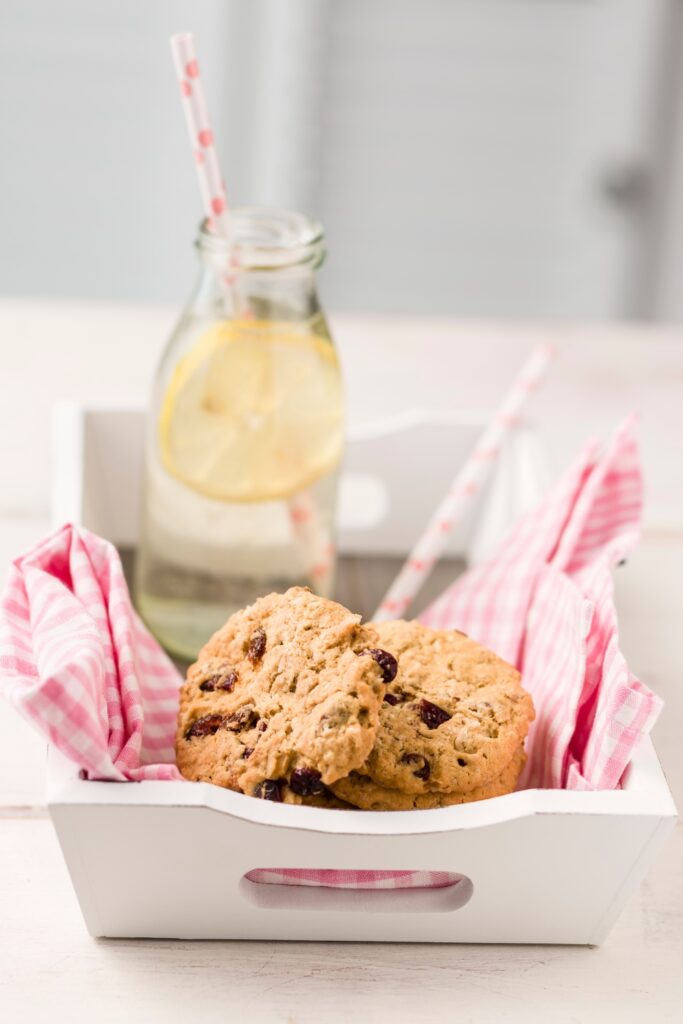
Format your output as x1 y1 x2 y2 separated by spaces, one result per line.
159 319 344 503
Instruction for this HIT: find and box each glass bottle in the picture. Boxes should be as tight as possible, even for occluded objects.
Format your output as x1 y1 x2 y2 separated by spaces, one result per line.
134 208 344 661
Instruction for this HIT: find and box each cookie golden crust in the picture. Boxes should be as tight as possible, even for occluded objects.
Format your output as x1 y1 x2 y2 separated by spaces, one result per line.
175 588 387 799
355 620 535 795
330 746 526 811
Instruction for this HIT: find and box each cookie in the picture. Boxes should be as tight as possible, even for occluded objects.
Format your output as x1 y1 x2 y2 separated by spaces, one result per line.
283 787 356 810
176 587 390 800
331 746 526 811
356 620 534 795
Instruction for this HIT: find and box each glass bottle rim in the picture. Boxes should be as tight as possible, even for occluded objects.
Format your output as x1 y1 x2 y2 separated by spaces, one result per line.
196 206 325 271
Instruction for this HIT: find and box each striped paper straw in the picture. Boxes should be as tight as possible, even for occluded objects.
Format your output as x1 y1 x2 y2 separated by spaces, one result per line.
170 33 232 244
373 343 556 622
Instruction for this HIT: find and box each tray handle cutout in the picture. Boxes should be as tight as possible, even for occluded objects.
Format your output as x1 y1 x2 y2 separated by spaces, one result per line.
240 870 473 914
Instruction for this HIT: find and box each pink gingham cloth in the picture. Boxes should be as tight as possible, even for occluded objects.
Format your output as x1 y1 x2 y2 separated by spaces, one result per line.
244 869 458 889
0 525 182 781
421 414 661 790
0 416 662 891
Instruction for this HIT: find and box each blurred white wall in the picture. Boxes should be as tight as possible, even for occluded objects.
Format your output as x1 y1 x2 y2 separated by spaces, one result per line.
0 0 259 305
0 0 680 318
652 1 683 321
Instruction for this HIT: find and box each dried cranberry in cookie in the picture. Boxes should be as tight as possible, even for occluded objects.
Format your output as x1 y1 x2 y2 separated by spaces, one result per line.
194 659 239 693
185 714 225 739
289 766 325 796
417 698 451 729
225 706 259 731
254 779 284 802
400 752 431 780
357 648 398 683
201 674 236 693
247 627 267 664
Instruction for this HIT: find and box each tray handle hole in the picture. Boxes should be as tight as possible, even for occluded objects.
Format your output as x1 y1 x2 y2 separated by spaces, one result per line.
240 870 473 914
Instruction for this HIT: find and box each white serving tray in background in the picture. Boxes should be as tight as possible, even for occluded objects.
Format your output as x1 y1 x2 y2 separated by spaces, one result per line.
51 404 549 564
46 404 676 944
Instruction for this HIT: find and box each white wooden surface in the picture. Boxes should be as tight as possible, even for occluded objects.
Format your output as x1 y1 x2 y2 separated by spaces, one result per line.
0 302 682 1020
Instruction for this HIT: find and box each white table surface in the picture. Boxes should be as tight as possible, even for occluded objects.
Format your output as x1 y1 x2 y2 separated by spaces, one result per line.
0 301 682 1022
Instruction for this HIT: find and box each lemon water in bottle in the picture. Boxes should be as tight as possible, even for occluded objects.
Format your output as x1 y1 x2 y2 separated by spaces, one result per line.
135 210 344 660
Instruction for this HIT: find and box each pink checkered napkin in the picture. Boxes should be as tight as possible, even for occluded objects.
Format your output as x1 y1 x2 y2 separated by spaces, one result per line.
245 869 458 889
0 524 183 781
421 415 661 791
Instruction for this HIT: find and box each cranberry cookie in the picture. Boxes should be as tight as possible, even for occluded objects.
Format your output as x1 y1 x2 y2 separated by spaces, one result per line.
176 587 392 802
353 620 534 796
331 745 526 811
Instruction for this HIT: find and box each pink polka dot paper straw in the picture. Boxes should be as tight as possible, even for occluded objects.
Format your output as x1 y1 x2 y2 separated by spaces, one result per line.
170 32 232 244
373 343 556 622
288 491 336 594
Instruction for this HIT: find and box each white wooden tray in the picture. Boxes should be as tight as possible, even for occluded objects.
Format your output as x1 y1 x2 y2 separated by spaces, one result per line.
46 404 677 944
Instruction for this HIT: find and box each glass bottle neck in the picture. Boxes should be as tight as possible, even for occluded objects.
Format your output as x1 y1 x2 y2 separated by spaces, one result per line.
193 261 322 323
192 207 325 323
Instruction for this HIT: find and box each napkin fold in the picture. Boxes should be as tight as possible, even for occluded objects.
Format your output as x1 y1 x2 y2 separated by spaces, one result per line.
0 416 661 797
421 414 661 789
0 525 182 780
